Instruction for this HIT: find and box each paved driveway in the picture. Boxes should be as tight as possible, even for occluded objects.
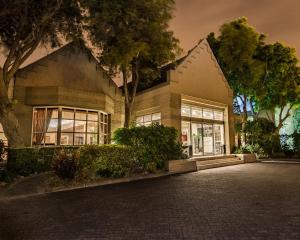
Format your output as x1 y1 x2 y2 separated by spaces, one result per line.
0 163 300 240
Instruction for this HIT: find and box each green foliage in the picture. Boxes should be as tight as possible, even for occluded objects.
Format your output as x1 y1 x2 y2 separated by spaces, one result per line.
0 139 6 162
235 143 266 158
243 118 281 155
78 145 136 178
52 149 79 180
85 0 181 126
0 169 15 183
7 147 78 176
113 124 183 170
207 17 265 99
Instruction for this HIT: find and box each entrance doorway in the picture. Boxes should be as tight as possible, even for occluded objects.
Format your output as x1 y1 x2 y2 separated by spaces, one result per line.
182 121 225 157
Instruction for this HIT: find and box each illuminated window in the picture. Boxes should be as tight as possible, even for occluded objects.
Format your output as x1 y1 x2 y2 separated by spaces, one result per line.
32 107 109 146
136 113 161 126
181 104 224 121
0 123 8 146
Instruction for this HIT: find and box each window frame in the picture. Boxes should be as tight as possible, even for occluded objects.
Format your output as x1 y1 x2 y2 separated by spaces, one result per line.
136 112 161 126
31 106 110 147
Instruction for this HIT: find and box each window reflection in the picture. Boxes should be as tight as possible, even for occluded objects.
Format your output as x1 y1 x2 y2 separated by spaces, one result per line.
32 107 109 146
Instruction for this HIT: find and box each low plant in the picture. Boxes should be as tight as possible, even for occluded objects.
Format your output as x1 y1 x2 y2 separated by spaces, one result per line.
7 147 78 177
52 149 79 180
78 145 136 178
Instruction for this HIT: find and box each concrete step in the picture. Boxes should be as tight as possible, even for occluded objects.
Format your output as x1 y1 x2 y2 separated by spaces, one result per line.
197 157 244 170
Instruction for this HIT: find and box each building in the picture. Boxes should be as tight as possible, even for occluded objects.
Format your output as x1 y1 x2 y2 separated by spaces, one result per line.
0 39 235 157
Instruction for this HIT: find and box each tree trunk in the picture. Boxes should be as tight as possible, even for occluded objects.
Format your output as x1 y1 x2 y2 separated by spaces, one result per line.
124 103 131 128
241 95 248 145
0 79 24 147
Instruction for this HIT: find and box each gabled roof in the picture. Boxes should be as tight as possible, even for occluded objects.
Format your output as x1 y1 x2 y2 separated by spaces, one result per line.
137 39 205 92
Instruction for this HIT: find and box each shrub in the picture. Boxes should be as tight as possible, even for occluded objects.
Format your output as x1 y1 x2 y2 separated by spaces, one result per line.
234 143 266 158
0 140 7 162
113 124 183 171
52 149 79 180
78 145 135 178
0 169 15 183
7 147 78 176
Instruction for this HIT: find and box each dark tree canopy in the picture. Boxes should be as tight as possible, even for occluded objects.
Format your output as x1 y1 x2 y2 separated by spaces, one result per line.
0 0 84 146
86 0 181 127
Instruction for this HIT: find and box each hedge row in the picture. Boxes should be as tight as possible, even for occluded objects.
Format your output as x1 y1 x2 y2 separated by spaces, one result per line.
7 147 78 176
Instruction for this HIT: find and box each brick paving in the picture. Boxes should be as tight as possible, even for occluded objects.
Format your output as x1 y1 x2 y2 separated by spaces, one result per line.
0 163 299 240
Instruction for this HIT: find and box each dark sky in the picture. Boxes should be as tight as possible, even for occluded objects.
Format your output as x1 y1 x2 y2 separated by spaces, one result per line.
1 0 299 67
171 0 300 56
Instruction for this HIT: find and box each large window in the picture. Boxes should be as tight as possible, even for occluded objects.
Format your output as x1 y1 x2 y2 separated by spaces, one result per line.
136 113 161 126
181 104 224 121
181 103 225 156
32 107 109 146
0 123 8 146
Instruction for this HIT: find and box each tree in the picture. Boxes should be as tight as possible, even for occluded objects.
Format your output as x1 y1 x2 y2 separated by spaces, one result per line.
0 0 83 146
86 0 181 127
207 17 265 141
254 43 300 133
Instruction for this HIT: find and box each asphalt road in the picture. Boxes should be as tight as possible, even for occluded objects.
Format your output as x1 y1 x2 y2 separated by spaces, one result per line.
0 163 299 240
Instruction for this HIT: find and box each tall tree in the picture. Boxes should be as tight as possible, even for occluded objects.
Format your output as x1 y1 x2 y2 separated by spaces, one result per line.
208 18 265 121
254 43 300 133
0 0 83 146
86 0 181 127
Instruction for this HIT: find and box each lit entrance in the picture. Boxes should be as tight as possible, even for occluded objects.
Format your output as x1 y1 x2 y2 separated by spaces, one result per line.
182 121 225 157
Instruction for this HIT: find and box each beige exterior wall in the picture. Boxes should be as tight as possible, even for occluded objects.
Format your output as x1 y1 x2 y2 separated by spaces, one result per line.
12 44 124 146
134 40 235 153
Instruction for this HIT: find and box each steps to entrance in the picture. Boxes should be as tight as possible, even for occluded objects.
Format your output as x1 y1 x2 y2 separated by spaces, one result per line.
195 155 244 170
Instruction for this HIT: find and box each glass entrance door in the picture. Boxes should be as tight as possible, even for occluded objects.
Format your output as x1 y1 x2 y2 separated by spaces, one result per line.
191 123 203 155
203 124 214 155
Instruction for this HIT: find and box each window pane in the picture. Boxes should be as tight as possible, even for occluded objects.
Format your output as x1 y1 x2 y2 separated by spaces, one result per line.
100 113 104 122
214 111 224 121
144 122 152 126
87 121 98 133
143 114 151 122
61 133 73 145
0 132 8 146
203 109 214 119
47 119 58 132
74 133 86 145
191 107 202 118
104 124 108 134
88 112 98 121
75 110 87 120
44 133 57 146
61 119 74 132
104 114 108 123
0 123 4 132
152 113 161 121
74 120 86 132
62 109 74 119
49 108 58 119
87 134 98 145
181 105 191 117
32 133 45 146
136 116 143 123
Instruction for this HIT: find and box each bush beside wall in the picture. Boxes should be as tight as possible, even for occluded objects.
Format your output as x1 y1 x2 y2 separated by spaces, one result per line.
113 124 183 171
7 147 78 177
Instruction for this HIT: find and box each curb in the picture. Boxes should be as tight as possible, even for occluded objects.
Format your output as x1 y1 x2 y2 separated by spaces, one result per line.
0 172 180 202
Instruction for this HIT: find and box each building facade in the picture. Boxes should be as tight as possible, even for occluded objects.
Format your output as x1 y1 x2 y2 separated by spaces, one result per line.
0 40 235 157
133 40 235 156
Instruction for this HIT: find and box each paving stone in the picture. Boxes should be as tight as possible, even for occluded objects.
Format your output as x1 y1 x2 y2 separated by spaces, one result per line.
0 163 299 240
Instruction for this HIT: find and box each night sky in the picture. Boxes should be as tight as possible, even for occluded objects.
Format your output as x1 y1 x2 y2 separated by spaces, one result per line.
1 0 300 67
172 0 300 56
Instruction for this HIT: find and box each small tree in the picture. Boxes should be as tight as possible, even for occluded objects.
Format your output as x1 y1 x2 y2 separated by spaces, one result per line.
0 0 83 146
86 0 181 127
